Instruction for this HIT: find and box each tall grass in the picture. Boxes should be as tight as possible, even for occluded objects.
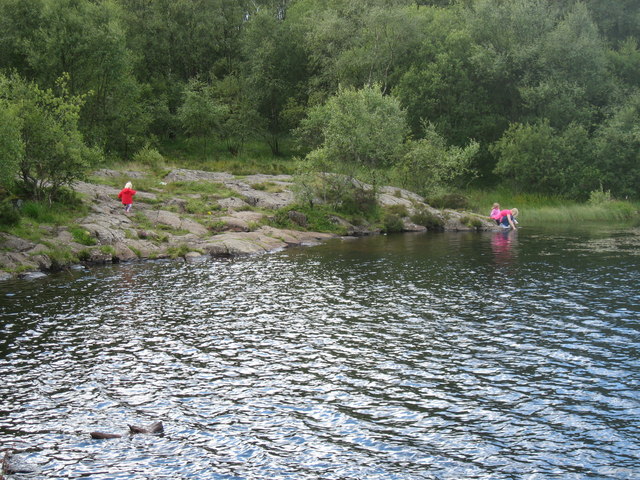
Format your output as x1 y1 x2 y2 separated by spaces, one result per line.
465 187 569 213
465 187 639 224
522 202 638 224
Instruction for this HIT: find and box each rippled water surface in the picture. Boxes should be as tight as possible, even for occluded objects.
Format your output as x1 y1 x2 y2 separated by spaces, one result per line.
1 227 639 479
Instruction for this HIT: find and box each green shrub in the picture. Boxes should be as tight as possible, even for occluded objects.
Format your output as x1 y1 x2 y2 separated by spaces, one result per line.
411 208 444 230
100 245 116 255
167 244 190 258
51 187 82 206
0 201 21 227
385 204 409 217
69 226 97 246
460 215 484 229
588 187 612 206
383 213 404 233
133 145 165 169
339 187 379 218
270 209 295 229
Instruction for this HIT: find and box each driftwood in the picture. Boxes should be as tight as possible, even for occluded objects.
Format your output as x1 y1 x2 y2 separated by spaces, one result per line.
90 421 164 439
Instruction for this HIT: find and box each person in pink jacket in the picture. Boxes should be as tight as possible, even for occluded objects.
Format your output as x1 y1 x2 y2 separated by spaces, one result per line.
499 208 519 229
117 181 137 213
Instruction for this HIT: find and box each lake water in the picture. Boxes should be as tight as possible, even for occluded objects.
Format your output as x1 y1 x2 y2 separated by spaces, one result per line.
1 227 639 479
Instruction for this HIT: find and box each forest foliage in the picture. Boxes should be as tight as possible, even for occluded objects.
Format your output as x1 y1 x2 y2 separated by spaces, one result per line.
0 0 639 201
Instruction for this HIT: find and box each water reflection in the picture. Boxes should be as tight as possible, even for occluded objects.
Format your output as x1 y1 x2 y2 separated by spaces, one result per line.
0 228 639 479
490 230 517 267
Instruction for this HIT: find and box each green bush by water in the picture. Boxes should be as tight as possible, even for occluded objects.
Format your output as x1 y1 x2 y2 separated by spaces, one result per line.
383 213 405 233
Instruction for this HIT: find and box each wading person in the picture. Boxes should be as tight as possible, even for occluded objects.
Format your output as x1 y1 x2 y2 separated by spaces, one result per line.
499 208 519 229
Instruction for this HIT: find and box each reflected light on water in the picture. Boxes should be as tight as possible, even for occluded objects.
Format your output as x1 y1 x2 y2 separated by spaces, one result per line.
0 228 639 479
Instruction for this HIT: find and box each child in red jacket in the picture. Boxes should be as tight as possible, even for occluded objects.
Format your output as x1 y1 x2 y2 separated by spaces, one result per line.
118 182 137 213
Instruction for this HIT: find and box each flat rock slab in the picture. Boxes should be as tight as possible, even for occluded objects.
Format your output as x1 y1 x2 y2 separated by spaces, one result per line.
0 233 36 252
146 210 209 236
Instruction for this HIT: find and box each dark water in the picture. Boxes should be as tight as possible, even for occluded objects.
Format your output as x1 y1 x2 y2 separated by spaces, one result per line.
1 227 639 479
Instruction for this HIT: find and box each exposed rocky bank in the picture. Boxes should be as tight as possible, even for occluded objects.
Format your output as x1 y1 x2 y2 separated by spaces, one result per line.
0 168 500 280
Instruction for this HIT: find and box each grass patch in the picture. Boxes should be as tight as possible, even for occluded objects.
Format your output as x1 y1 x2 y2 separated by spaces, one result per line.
465 187 568 214
162 181 238 198
131 212 154 229
464 187 639 225
0 218 41 242
251 181 285 193
167 244 191 258
100 245 116 255
184 197 217 214
0 196 89 239
158 136 297 175
44 247 79 269
523 202 638 224
21 201 63 223
69 225 97 246
460 215 484 229
269 205 350 235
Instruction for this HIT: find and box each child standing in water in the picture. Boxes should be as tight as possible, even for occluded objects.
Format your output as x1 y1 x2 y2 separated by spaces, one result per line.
490 203 501 225
118 181 137 213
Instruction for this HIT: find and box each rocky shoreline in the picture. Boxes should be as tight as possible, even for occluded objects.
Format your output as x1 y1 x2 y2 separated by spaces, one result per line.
0 168 499 281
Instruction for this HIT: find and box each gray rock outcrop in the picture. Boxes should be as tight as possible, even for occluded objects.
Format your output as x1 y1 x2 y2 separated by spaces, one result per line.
0 168 499 279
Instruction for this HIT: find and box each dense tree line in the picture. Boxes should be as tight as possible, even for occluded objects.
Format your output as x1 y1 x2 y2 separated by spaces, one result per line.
1 0 639 199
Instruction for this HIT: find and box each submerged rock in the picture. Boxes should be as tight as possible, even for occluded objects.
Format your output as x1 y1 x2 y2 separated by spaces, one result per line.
129 421 164 435
90 432 123 440
90 421 164 439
